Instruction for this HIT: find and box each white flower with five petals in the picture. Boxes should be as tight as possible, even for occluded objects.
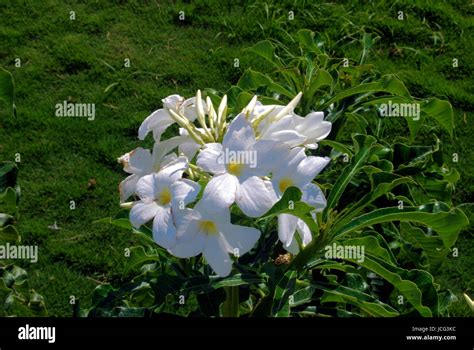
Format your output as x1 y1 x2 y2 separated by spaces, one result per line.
169 200 261 277
129 156 200 249
197 113 278 218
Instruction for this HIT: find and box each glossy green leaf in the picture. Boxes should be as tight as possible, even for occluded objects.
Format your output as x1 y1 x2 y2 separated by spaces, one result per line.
400 222 446 271
271 269 297 317
345 254 437 316
316 281 399 317
331 203 468 248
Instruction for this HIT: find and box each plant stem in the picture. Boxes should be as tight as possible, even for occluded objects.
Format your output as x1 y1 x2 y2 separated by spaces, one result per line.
222 286 240 317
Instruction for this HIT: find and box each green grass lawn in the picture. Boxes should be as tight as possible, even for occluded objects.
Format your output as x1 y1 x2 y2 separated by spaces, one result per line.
0 0 472 316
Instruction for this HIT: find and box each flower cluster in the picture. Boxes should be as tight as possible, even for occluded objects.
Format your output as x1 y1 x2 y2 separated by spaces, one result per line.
119 91 332 276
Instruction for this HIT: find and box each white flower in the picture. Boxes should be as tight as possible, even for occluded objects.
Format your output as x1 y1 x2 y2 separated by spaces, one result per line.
243 93 332 149
169 200 261 277
197 113 278 217
118 136 193 202
271 147 330 197
259 112 332 149
270 146 330 253
118 147 175 202
129 156 200 249
138 95 205 141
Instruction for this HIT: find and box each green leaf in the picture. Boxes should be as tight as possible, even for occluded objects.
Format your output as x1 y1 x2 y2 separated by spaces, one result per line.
345 254 437 316
259 187 318 233
305 69 333 103
339 235 397 266
333 172 415 229
0 67 15 116
323 134 377 220
359 33 375 65
182 273 266 294
0 187 18 215
296 29 321 53
315 281 399 317
406 98 454 140
0 225 20 242
237 69 293 98
323 74 411 111
124 246 160 273
400 222 446 271
290 285 315 307
0 213 14 227
331 203 469 248
271 269 297 317
246 40 281 68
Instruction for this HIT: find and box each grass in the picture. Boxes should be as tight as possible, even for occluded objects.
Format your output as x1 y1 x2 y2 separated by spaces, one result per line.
0 0 472 316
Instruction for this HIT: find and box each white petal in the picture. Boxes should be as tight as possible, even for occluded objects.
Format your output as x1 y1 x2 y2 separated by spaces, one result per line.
301 183 326 211
196 143 226 175
152 136 188 166
221 223 261 256
296 219 312 247
138 109 173 141
272 147 306 179
267 130 307 148
160 153 178 168
285 235 300 255
174 208 201 241
162 94 184 110
203 234 232 277
294 156 330 188
171 179 200 207
130 202 159 228
298 112 332 142
181 97 202 122
119 174 139 202
169 232 206 258
157 156 188 184
278 214 298 248
201 173 238 208
194 201 231 227
152 206 177 249
135 174 156 201
247 139 279 176
222 113 256 153
236 176 277 217
179 140 201 160
259 114 294 136
128 147 153 175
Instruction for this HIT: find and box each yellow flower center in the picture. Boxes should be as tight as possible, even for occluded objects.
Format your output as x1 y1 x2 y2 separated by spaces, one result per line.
199 220 218 235
157 188 172 205
227 162 244 176
279 177 294 193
